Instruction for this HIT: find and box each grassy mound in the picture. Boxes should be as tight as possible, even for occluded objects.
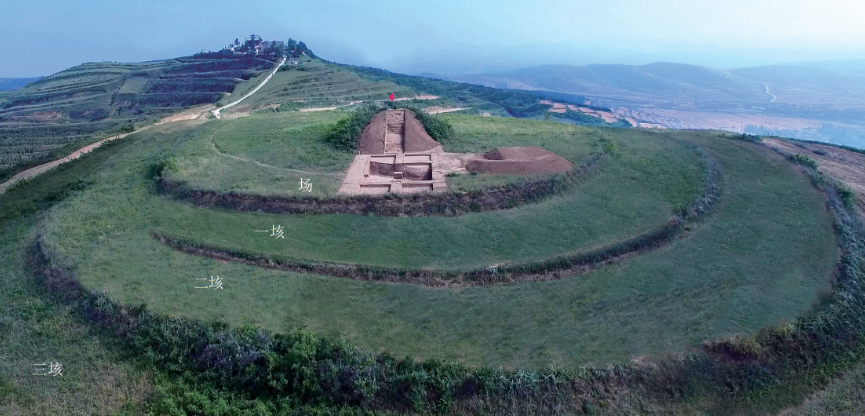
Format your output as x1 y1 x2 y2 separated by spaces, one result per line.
38 112 837 372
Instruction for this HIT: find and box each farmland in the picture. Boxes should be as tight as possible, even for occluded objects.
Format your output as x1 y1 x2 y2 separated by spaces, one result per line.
0 56 275 178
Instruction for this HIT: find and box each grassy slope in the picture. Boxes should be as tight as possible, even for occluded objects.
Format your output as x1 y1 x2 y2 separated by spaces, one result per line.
80 111 700 271
219 59 416 111
39 114 836 370
0 136 153 415
787 361 865 415
165 111 351 197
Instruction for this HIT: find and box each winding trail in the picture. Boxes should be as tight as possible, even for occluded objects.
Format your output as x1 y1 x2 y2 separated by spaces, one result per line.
207 125 342 176
0 104 213 195
212 57 286 119
0 56 286 195
0 130 137 194
765 84 777 103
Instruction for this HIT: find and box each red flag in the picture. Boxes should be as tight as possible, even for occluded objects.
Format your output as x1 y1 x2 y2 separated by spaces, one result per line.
388 93 395 101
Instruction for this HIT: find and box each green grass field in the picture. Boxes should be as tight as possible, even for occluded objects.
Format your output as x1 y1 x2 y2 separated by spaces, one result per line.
37 112 837 371
164 111 351 197
0 136 157 415
219 59 418 112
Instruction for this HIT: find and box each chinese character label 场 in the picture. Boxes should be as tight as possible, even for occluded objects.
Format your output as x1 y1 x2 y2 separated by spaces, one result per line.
298 178 312 192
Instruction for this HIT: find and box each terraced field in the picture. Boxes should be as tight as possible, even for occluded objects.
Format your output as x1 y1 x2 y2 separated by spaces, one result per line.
218 59 419 113
0 57 274 172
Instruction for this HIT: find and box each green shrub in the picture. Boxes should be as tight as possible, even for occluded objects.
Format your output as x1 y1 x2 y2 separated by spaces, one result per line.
323 105 381 151
838 185 857 208
787 153 818 169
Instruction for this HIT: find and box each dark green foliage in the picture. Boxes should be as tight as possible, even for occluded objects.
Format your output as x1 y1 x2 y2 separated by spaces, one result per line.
554 109 632 127
730 133 760 143
838 185 857 208
323 105 381 151
787 153 818 169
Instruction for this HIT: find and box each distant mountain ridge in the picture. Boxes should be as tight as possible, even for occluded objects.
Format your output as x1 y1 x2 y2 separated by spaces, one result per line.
435 61 865 125
0 77 42 91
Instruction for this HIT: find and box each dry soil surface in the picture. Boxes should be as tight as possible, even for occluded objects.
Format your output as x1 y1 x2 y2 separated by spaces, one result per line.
763 137 865 215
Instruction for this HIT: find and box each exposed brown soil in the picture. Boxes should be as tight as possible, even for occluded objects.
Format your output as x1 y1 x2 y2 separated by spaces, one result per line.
763 138 865 215
357 109 439 155
466 147 574 175
357 111 388 154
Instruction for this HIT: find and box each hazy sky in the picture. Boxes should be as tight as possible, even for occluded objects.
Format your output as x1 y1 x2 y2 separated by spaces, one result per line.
3 0 865 77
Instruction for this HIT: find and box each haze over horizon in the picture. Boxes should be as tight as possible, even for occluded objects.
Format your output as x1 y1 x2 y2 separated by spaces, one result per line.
3 0 865 78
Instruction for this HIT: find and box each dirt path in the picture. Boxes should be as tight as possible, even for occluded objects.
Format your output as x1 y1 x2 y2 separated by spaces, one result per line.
0 104 213 195
765 84 777 103
207 126 342 176
424 106 466 114
212 56 286 119
0 131 133 194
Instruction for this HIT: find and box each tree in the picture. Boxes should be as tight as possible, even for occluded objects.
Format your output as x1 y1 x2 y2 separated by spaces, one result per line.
234 38 239 46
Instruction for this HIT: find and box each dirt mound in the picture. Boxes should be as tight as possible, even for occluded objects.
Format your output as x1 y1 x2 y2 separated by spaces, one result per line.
403 110 440 152
357 109 440 154
466 147 573 174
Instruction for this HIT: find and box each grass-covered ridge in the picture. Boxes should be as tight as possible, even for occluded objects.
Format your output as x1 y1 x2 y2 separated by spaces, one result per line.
37 111 837 373
25 132 863 415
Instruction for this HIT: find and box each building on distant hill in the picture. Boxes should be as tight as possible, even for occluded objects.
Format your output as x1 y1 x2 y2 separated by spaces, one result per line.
218 35 311 60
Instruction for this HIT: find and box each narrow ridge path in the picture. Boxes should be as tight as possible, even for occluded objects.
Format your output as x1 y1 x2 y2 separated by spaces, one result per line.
212 56 286 119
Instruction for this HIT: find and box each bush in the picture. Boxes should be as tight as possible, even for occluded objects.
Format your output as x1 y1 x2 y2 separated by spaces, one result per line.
787 153 818 169
323 105 380 151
